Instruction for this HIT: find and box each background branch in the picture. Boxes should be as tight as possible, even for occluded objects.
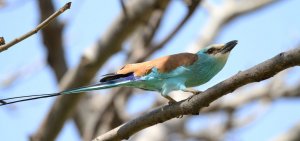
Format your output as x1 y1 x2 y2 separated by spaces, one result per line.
1 0 300 141
189 0 277 51
273 121 300 141
37 0 68 81
119 0 128 17
0 37 5 45
136 0 202 62
30 1 170 141
0 2 71 53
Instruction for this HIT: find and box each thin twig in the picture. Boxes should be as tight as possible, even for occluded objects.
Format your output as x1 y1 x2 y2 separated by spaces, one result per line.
136 0 201 62
0 37 5 45
127 1 168 62
0 2 71 53
189 0 277 51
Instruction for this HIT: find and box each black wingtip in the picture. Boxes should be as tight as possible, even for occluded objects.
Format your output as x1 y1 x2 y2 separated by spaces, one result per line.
99 72 134 82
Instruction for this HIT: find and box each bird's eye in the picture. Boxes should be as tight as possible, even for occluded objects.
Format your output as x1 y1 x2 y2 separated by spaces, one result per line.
206 48 214 54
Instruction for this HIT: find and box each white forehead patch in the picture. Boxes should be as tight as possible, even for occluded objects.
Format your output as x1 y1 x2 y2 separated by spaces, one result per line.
210 44 225 49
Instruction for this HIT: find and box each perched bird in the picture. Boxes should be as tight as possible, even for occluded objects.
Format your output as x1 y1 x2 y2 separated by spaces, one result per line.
0 40 238 106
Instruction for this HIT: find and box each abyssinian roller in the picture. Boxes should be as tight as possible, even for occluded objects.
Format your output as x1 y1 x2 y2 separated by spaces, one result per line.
0 40 238 106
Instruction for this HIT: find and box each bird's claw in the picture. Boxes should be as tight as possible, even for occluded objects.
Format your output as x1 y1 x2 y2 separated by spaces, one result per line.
187 95 194 102
192 111 199 115
176 114 184 118
187 91 202 102
192 90 202 95
168 100 176 105
167 99 183 118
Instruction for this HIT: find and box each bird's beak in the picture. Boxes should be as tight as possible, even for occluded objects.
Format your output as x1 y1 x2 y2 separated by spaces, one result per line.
221 40 238 54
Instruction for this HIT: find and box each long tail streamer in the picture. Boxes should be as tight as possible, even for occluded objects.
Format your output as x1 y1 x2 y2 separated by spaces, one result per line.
0 93 62 106
0 79 134 106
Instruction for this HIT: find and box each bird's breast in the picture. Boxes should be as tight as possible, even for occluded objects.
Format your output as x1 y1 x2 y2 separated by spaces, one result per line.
184 57 225 87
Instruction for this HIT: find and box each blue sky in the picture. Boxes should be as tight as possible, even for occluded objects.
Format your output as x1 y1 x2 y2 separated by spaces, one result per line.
0 0 300 141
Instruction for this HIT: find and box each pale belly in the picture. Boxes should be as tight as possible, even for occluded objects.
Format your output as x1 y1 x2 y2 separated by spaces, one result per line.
129 70 216 92
128 79 163 91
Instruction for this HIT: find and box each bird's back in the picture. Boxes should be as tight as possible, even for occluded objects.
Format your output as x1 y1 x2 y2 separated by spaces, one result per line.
117 53 198 77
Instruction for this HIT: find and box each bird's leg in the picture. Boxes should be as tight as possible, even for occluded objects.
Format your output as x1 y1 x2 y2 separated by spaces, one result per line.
164 95 177 105
182 88 202 95
182 88 202 102
163 95 184 118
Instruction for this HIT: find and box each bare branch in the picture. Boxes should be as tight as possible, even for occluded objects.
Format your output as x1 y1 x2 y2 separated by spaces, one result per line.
127 2 168 62
93 46 300 141
272 121 300 141
0 2 71 53
120 0 128 17
37 0 68 81
201 70 300 114
187 103 269 141
30 1 170 141
189 0 277 51
0 37 5 45
136 0 202 62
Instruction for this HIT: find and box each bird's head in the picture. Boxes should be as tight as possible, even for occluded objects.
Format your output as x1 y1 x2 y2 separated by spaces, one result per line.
198 40 238 62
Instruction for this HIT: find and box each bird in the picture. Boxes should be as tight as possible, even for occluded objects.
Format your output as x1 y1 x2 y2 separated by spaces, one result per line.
0 40 238 106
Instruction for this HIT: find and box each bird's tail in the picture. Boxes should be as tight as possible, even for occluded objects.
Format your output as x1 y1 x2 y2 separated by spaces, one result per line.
0 80 132 106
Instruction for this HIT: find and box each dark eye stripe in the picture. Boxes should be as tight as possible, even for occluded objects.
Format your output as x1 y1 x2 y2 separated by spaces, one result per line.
206 48 215 54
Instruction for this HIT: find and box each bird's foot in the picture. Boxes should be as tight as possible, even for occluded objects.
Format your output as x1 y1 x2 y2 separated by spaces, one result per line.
186 90 202 102
191 90 202 95
165 95 177 105
168 99 176 105
176 114 184 118
187 95 194 102
182 89 202 95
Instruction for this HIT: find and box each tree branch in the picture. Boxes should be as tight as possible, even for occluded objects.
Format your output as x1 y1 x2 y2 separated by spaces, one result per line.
93 46 300 141
136 0 202 62
0 2 71 53
119 0 128 17
273 120 300 141
37 0 68 81
127 1 169 62
30 1 169 141
0 37 5 45
189 0 277 51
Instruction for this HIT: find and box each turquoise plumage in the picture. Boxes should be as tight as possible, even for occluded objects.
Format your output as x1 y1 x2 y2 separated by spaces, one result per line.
0 40 237 106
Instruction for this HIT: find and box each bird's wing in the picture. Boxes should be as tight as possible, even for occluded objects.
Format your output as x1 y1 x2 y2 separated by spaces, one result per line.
99 72 134 82
116 53 198 77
